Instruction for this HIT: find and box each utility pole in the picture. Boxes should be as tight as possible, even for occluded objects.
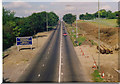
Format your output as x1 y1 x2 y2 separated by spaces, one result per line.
46 12 48 32
76 15 78 39
98 0 100 71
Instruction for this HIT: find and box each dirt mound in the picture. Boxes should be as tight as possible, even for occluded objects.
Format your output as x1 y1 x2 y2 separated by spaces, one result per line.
75 22 118 47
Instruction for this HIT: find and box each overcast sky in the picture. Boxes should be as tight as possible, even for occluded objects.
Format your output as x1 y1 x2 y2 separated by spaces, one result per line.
3 1 119 19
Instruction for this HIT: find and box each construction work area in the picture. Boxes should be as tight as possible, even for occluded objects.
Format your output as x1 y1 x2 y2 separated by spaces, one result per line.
65 19 119 82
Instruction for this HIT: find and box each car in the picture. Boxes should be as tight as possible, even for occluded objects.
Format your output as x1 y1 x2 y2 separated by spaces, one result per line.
63 33 67 36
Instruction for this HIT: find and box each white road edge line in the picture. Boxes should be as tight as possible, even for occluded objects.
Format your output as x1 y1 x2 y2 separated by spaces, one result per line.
58 21 62 83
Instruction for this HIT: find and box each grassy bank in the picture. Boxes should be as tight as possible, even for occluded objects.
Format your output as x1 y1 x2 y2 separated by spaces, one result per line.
78 19 118 27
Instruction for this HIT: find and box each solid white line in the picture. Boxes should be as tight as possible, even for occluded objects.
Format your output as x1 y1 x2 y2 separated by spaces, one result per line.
58 21 62 83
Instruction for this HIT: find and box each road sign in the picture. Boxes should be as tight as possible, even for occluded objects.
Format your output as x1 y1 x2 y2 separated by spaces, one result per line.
16 37 32 51
16 37 32 45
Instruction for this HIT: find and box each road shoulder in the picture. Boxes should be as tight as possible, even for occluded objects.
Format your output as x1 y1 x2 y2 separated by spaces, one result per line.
3 31 53 82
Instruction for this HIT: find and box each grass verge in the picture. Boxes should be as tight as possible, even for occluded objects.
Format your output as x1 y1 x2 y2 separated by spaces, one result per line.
91 70 104 82
66 24 86 46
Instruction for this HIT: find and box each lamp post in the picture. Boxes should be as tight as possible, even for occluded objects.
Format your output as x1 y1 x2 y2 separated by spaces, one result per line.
46 12 48 32
76 10 78 39
98 0 100 71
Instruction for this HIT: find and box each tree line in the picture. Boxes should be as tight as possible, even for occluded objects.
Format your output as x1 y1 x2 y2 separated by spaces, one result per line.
3 8 59 50
79 9 119 20
63 9 120 26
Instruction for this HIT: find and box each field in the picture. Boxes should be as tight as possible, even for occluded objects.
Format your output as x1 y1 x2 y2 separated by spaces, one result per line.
86 19 118 27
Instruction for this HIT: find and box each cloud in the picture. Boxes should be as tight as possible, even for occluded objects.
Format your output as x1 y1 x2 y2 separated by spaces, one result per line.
3 0 119 2
39 5 46 9
3 2 32 9
101 5 111 10
65 6 76 11
3 2 118 18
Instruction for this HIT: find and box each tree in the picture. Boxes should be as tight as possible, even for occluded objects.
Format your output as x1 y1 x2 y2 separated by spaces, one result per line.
99 9 107 18
79 14 85 20
79 13 94 20
114 11 119 17
106 10 112 18
28 12 46 34
63 13 76 25
48 12 59 26
107 13 116 19
3 7 15 25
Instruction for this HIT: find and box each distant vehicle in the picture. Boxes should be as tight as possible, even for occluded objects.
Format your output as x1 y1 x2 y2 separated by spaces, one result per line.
63 33 67 36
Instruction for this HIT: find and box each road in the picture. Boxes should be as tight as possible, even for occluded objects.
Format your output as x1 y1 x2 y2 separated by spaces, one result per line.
18 21 87 83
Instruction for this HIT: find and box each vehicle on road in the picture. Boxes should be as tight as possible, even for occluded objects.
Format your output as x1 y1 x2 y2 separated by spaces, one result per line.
63 33 67 36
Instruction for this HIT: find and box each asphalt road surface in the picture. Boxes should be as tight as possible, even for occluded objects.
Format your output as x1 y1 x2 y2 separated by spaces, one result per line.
18 21 87 83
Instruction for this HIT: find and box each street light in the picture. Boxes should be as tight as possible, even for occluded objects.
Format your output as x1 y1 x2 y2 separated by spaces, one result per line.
46 12 48 32
98 0 100 71
76 10 78 39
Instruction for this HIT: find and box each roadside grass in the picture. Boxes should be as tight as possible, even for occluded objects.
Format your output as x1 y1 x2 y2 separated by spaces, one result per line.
89 40 98 46
77 36 86 46
66 22 99 46
65 23 86 46
75 20 86 23
82 19 118 27
66 24 77 46
92 70 104 82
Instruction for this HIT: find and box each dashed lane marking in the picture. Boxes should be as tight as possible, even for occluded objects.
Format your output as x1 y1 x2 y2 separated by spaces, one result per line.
38 74 40 77
61 73 63 75
42 64 44 67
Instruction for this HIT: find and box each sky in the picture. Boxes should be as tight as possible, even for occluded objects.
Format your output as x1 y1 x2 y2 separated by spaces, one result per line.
2 1 119 19
2 0 120 2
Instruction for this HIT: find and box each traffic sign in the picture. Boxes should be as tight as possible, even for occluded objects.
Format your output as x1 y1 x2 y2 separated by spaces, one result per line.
16 37 32 45
16 37 32 51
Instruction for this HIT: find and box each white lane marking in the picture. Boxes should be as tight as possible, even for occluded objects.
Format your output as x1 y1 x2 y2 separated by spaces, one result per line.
58 21 62 83
38 74 40 77
42 64 44 67
61 73 63 75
